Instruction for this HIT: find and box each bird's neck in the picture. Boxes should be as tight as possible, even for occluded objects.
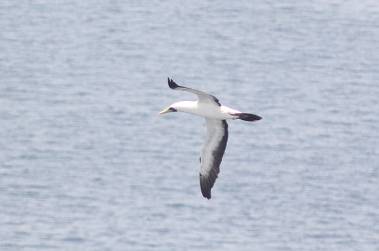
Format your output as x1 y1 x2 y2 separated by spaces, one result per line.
174 101 198 114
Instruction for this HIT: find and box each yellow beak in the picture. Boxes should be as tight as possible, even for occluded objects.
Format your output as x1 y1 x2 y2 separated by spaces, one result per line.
159 107 171 115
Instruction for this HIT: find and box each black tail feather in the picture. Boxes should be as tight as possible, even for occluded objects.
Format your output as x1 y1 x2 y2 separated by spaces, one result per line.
237 113 262 122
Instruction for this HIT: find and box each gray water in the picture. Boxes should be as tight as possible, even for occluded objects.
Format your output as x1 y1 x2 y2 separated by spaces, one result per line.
1 1 378 250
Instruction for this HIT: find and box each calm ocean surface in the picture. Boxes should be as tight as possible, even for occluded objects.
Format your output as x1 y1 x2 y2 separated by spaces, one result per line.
0 1 378 250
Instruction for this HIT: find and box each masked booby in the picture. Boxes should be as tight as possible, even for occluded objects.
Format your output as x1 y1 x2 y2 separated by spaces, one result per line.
160 78 262 199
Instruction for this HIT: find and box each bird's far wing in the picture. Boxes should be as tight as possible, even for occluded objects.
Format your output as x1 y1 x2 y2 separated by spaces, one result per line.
199 119 228 199
168 78 221 106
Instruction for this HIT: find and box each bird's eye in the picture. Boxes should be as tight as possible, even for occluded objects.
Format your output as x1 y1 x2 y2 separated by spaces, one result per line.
169 107 177 112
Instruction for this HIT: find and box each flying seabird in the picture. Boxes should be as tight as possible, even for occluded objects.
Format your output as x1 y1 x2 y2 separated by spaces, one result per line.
160 78 262 199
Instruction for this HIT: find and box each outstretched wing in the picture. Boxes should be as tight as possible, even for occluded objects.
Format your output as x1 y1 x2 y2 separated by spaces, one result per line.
168 78 221 106
199 119 228 199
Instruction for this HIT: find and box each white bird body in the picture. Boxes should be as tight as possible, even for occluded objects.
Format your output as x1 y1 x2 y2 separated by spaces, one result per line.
171 101 241 120
160 78 261 199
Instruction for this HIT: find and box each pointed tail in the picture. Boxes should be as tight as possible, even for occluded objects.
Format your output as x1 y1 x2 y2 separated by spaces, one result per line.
237 113 262 122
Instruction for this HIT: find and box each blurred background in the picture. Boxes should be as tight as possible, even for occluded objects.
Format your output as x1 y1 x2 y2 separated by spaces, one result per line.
0 0 378 250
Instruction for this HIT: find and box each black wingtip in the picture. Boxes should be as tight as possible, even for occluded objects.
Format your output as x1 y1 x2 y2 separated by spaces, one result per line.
202 191 211 199
200 174 212 199
168 78 179 89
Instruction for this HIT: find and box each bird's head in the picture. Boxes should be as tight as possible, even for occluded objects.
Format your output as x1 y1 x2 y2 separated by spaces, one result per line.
159 101 195 115
159 104 178 115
